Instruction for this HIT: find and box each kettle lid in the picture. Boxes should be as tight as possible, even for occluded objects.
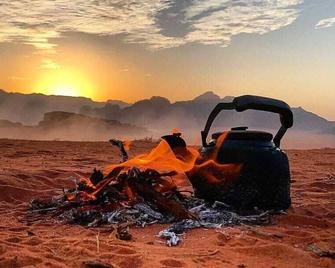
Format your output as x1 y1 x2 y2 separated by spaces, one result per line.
212 127 273 142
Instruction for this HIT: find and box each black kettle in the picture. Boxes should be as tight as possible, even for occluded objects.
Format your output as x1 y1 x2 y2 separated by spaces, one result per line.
196 95 294 211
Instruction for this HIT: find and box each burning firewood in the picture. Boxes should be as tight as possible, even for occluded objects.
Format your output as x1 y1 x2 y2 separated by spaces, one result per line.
129 173 196 220
27 135 272 246
90 168 104 185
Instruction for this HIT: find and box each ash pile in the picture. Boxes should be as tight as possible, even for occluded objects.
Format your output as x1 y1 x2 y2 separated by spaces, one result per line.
28 138 272 246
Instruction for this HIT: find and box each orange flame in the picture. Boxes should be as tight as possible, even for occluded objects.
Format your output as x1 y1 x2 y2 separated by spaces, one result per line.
123 140 132 151
172 128 180 135
103 132 242 192
105 139 198 175
65 132 242 218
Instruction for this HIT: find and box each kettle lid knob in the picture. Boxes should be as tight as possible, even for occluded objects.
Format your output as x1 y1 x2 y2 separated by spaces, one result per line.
231 126 248 131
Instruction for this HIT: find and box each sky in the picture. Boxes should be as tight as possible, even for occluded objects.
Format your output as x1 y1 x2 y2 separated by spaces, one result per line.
0 0 335 120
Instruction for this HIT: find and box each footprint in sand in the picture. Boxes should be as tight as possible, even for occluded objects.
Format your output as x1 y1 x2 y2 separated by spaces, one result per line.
6 236 22 243
23 236 44 246
160 259 184 267
36 169 61 178
115 247 137 255
0 255 43 267
14 173 31 180
0 244 6 255
216 232 232 246
8 226 28 232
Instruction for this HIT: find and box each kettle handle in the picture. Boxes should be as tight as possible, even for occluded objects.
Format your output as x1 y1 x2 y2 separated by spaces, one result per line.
201 95 293 148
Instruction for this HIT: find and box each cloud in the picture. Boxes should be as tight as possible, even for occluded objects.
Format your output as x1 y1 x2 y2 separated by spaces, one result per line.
315 17 335 29
184 0 304 46
0 0 184 49
119 68 129 72
0 0 303 50
0 0 184 50
40 59 60 69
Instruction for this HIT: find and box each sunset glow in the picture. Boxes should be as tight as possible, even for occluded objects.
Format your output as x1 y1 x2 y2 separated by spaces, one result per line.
0 0 334 119
52 86 79 97
34 69 95 98
1 2 335 266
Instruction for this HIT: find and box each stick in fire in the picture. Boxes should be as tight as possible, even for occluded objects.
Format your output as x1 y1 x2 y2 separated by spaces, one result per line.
109 139 129 162
26 134 271 246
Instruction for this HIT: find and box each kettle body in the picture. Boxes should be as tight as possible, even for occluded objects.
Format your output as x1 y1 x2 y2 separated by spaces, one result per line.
197 95 294 211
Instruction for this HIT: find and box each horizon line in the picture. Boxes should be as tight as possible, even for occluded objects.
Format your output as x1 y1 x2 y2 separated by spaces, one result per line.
1 87 331 122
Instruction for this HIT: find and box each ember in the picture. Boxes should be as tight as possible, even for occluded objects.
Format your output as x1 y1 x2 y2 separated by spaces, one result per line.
28 133 272 246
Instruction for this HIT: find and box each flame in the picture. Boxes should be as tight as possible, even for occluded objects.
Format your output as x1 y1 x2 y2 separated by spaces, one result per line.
104 139 198 175
66 132 242 209
189 132 242 185
103 132 242 192
172 128 180 135
123 140 132 151
80 177 96 189
61 132 242 222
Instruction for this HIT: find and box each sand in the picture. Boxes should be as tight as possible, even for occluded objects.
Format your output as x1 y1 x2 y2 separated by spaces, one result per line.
0 139 334 268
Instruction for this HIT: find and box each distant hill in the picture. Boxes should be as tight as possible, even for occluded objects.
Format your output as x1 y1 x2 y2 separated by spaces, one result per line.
106 99 130 108
0 119 22 128
0 111 148 141
0 89 106 125
80 91 335 135
0 89 334 147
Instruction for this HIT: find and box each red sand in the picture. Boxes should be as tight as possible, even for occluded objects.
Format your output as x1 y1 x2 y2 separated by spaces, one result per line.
0 139 334 268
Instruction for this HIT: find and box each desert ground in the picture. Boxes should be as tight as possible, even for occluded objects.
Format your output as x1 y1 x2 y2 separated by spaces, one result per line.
0 139 334 268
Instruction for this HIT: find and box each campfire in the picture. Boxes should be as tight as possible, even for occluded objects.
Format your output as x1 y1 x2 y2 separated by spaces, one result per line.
28 133 272 246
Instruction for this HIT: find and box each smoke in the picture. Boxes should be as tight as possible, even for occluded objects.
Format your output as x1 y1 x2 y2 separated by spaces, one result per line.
0 118 334 149
0 112 150 141
1 90 334 148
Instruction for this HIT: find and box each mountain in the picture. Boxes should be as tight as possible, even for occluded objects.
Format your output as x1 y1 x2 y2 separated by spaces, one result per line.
106 99 130 108
0 89 334 147
192 91 221 102
77 91 335 147
293 107 334 133
0 111 148 141
80 91 335 135
0 119 22 128
0 89 106 125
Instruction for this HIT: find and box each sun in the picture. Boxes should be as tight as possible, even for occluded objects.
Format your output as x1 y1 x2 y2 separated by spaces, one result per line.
34 68 95 99
53 86 79 97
